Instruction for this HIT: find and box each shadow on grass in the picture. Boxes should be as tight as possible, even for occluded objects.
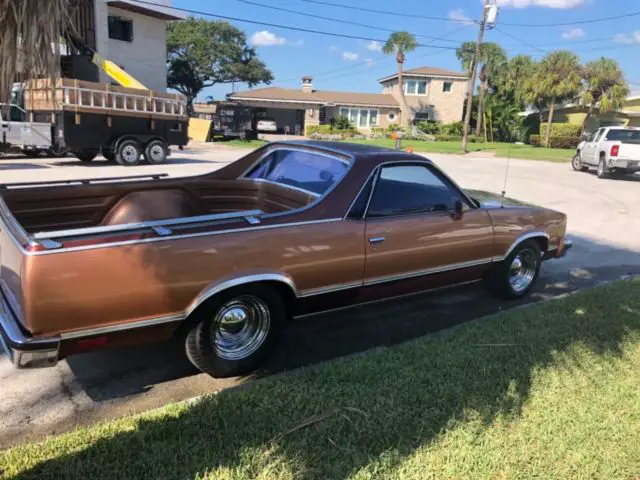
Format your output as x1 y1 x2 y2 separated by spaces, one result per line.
8 278 640 479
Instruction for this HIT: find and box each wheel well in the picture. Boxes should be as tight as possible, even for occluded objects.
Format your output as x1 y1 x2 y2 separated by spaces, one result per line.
530 236 548 253
175 280 297 337
599 151 606 158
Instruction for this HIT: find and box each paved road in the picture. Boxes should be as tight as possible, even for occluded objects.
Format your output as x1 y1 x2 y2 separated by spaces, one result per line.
1 147 639 448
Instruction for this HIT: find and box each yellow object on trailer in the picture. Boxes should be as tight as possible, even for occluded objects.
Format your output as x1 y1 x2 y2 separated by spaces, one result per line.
188 118 213 142
90 51 147 90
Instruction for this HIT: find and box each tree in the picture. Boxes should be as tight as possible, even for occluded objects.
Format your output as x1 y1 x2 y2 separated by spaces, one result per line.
538 51 582 147
383 31 418 127
167 18 273 112
494 54 535 106
0 0 72 104
581 58 630 134
456 42 507 136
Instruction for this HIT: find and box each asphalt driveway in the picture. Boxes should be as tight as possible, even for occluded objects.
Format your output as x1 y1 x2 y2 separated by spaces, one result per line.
1 146 639 448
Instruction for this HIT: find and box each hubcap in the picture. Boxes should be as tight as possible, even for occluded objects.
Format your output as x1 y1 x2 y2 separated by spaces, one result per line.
211 296 270 361
149 144 164 162
572 155 581 169
509 248 538 293
122 145 139 163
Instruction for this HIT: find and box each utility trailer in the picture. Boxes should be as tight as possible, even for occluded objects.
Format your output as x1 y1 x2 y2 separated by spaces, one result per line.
15 78 189 165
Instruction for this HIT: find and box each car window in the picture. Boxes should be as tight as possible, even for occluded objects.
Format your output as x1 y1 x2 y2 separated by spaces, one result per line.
246 149 349 196
605 129 640 144
593 129 605 142
367 164 465 218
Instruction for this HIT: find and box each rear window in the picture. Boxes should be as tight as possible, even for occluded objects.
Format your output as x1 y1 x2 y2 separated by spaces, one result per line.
246 149 349 196
605 129 640 143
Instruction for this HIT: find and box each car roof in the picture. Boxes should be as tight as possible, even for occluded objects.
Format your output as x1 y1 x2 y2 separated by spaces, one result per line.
271 140 429 162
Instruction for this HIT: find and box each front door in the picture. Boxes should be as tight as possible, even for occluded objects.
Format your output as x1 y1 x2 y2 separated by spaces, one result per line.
360 163 495 301
581 128 603 165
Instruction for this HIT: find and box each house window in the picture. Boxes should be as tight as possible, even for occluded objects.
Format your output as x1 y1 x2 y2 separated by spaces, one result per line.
387 112 397 123
108 16 133 42
443 82 453 93
339 107 379 127
404 79 428 95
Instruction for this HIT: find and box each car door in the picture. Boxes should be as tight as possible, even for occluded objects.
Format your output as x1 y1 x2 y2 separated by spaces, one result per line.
582 129 603 165
359 162 495 301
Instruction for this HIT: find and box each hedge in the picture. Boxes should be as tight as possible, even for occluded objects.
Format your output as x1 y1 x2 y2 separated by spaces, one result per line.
529 135 580 149
549 123 582 138
432 135 481 143
305 125 356 136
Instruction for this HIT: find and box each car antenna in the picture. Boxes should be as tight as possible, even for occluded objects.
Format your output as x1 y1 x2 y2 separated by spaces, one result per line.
501 143 512 208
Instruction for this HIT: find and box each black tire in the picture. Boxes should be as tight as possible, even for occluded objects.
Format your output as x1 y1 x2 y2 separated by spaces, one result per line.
597 157 608 179
143 139 167 164
22 149 42 157
102 149 115 162
46 146 68 158
75 150 98 162
185 284 286 377
487 239 542 300
115 139 142 166
571 153 587 172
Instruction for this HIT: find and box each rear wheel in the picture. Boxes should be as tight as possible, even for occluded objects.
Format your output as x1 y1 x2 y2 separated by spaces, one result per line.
143 139 167 164
115 139 142 166
488 239 542 299
185 284 286 377
597 157 608 179
75 150 98 162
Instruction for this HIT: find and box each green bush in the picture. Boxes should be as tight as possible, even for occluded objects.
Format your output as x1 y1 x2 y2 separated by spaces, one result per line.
549 123 581 138
306 124 356 136
530 135 580 149
441 121 464 136
386 124 403 134
329 114 353 130
432 134 481 143
416 121 442 135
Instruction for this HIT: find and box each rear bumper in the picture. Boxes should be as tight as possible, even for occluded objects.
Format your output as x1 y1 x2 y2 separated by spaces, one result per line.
609 159 640 171
544 238 573 260
0 291 59 368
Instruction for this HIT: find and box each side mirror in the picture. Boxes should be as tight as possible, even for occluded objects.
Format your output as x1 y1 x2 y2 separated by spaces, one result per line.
453 200 464 219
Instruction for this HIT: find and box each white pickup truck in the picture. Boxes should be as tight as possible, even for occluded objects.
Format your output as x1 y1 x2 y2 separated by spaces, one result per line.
0 104 59 157
573 126 640 179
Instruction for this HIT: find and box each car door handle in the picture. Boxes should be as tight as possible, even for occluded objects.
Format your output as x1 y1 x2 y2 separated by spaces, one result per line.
368 236 386 245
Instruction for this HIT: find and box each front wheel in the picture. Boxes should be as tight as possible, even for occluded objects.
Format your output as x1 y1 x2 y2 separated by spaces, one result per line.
115 139 142 166
571 153 587 172
487 239 542 299
185 285 286 377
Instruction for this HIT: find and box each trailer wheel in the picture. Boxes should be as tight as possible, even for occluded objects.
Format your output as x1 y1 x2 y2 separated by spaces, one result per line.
115 139 142 166
75 150 98 162
143 139 167 164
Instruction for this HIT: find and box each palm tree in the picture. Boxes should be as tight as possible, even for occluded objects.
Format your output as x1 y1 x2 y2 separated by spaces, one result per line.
496 54 535 106
383 31 417 128
581 57 630 135
538 51 582 147
456 42 507 136
0 0 73 103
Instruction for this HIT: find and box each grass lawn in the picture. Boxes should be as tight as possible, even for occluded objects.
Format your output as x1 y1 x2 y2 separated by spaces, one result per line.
222 138 574 162
2 279 639 479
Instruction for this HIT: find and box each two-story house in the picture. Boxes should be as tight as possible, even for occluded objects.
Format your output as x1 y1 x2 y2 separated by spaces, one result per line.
227 65 468 135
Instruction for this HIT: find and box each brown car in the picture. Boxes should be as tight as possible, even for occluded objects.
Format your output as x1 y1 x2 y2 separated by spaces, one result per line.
0 142 572 376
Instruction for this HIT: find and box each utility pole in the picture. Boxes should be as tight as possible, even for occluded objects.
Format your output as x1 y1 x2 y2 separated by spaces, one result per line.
462 0 490 153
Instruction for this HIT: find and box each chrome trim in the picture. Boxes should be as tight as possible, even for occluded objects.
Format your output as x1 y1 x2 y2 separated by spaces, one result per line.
152 226 172 236
368 236 386 245
298 280 363 298
294 279 483 320
249 178 321 198
186 273 298 316
344 164 378 220
0 174 169 190
38 239 63 250
0 197 29 246
364 258 494 287
59 313 185 340
362 165 381 219
27 218 343 255
501 231 550 260
32 209 264 240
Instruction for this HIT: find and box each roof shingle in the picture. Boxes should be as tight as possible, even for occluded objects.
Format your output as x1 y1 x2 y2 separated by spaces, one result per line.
229 87 400 108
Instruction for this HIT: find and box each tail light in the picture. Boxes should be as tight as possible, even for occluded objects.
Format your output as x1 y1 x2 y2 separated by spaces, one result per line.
610 145 620 157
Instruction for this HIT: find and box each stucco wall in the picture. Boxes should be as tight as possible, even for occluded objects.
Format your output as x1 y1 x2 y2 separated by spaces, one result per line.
380 76 467 123
94 0 169 91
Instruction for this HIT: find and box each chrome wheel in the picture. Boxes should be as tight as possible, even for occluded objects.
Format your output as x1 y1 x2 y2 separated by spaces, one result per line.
149 144 164 162
210 296 271 361
121 145 139 164
571 154 582 171
509 248 538 294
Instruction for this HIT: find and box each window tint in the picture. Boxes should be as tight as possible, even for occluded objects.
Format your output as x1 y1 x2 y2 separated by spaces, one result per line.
605 129 640 143
367 165 463 218
246 149 349 195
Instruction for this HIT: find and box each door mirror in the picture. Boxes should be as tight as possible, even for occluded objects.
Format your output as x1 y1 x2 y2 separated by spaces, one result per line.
453 200 464 219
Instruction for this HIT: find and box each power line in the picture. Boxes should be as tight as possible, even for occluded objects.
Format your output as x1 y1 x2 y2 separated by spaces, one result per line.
500 10 640 27
235 0 464 44
492 26 547 53
133 0 465 51
295 0 476 23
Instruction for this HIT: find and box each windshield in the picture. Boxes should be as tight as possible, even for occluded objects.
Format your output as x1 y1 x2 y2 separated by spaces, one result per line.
605 129 640 144
246 149 350 196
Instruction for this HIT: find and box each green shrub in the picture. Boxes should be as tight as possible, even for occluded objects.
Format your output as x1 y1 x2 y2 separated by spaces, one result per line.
329 114 353 130
549 123 581 138
416 121 442 135
386 124 403 134
306 124 357 136
431 134 481 143
530 135 580 149
441 121 464 136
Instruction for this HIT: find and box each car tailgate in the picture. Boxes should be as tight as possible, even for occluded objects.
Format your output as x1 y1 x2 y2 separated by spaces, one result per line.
617 143 640 162
0 197 27 325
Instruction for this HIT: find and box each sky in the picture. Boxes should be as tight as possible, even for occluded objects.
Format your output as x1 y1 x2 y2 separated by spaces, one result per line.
171 0 640 101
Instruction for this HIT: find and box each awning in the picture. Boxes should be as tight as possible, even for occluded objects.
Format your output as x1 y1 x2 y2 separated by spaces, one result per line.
107 1 184 21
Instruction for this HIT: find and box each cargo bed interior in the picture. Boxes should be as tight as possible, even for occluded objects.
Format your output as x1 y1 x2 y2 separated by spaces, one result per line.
2 178 317 234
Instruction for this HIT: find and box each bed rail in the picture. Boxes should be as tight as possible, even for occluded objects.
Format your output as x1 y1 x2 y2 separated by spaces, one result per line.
0 173 170 190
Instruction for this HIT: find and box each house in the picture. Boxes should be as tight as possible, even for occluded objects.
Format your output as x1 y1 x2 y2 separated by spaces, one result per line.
69 0 181 91
227 66 467 135
521 96 640 133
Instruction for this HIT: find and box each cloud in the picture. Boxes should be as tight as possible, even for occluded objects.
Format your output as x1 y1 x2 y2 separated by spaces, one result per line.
366 41 383 52
250 30 287 46
365 58 375 68
561 27 585 39
343 51 359 61
496 0 585 8
614 31 640 45
448 8 474 26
